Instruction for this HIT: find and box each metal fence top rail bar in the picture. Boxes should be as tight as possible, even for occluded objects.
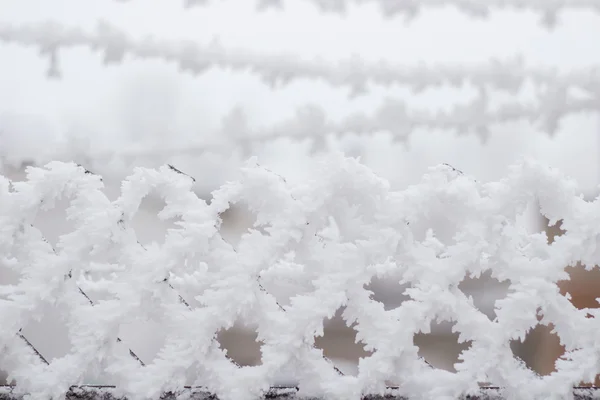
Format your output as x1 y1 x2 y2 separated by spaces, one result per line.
2 386 600 400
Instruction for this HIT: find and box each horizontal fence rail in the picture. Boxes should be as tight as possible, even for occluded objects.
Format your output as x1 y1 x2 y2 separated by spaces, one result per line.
4 386 600 400
1 386 600 400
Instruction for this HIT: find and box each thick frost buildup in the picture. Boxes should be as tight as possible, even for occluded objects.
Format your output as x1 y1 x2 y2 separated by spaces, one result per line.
0 157 599 400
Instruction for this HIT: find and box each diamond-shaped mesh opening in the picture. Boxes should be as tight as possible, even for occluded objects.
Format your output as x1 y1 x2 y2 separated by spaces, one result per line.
544 217 566 245
216 322 264 367
545 215 600 385
314 308 372 376
414 321 471 372
510 323 565 376
219 202 267 249
130 194 183 246
31 195 76 248
558 264 600 311
19 302 70 364
365 277 411 311
458 271 509 321
557 263 600 385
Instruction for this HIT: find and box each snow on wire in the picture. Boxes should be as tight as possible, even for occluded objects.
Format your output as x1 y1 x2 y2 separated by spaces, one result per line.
4 20 597 96
175 0 600 28
1 20 599 145
1 157 600 400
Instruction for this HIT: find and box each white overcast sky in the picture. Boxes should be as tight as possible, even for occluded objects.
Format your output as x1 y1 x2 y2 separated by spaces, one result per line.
0 0 598 192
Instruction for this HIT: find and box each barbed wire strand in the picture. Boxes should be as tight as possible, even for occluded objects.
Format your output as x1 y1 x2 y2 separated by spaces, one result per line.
113 0 600 29
1 20 599 97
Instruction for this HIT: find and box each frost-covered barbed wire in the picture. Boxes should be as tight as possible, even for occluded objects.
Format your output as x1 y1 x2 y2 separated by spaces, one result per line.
1 20 599 96
1 158 600 400
260 0 600 28
1 19 598 158
146 0 600 28
79 92 598 162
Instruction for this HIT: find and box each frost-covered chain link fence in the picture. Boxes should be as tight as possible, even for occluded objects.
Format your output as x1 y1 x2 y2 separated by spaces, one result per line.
1 158 600 400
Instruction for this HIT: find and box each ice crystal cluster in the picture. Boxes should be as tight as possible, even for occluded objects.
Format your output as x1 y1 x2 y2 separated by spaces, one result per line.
0 157 598 400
